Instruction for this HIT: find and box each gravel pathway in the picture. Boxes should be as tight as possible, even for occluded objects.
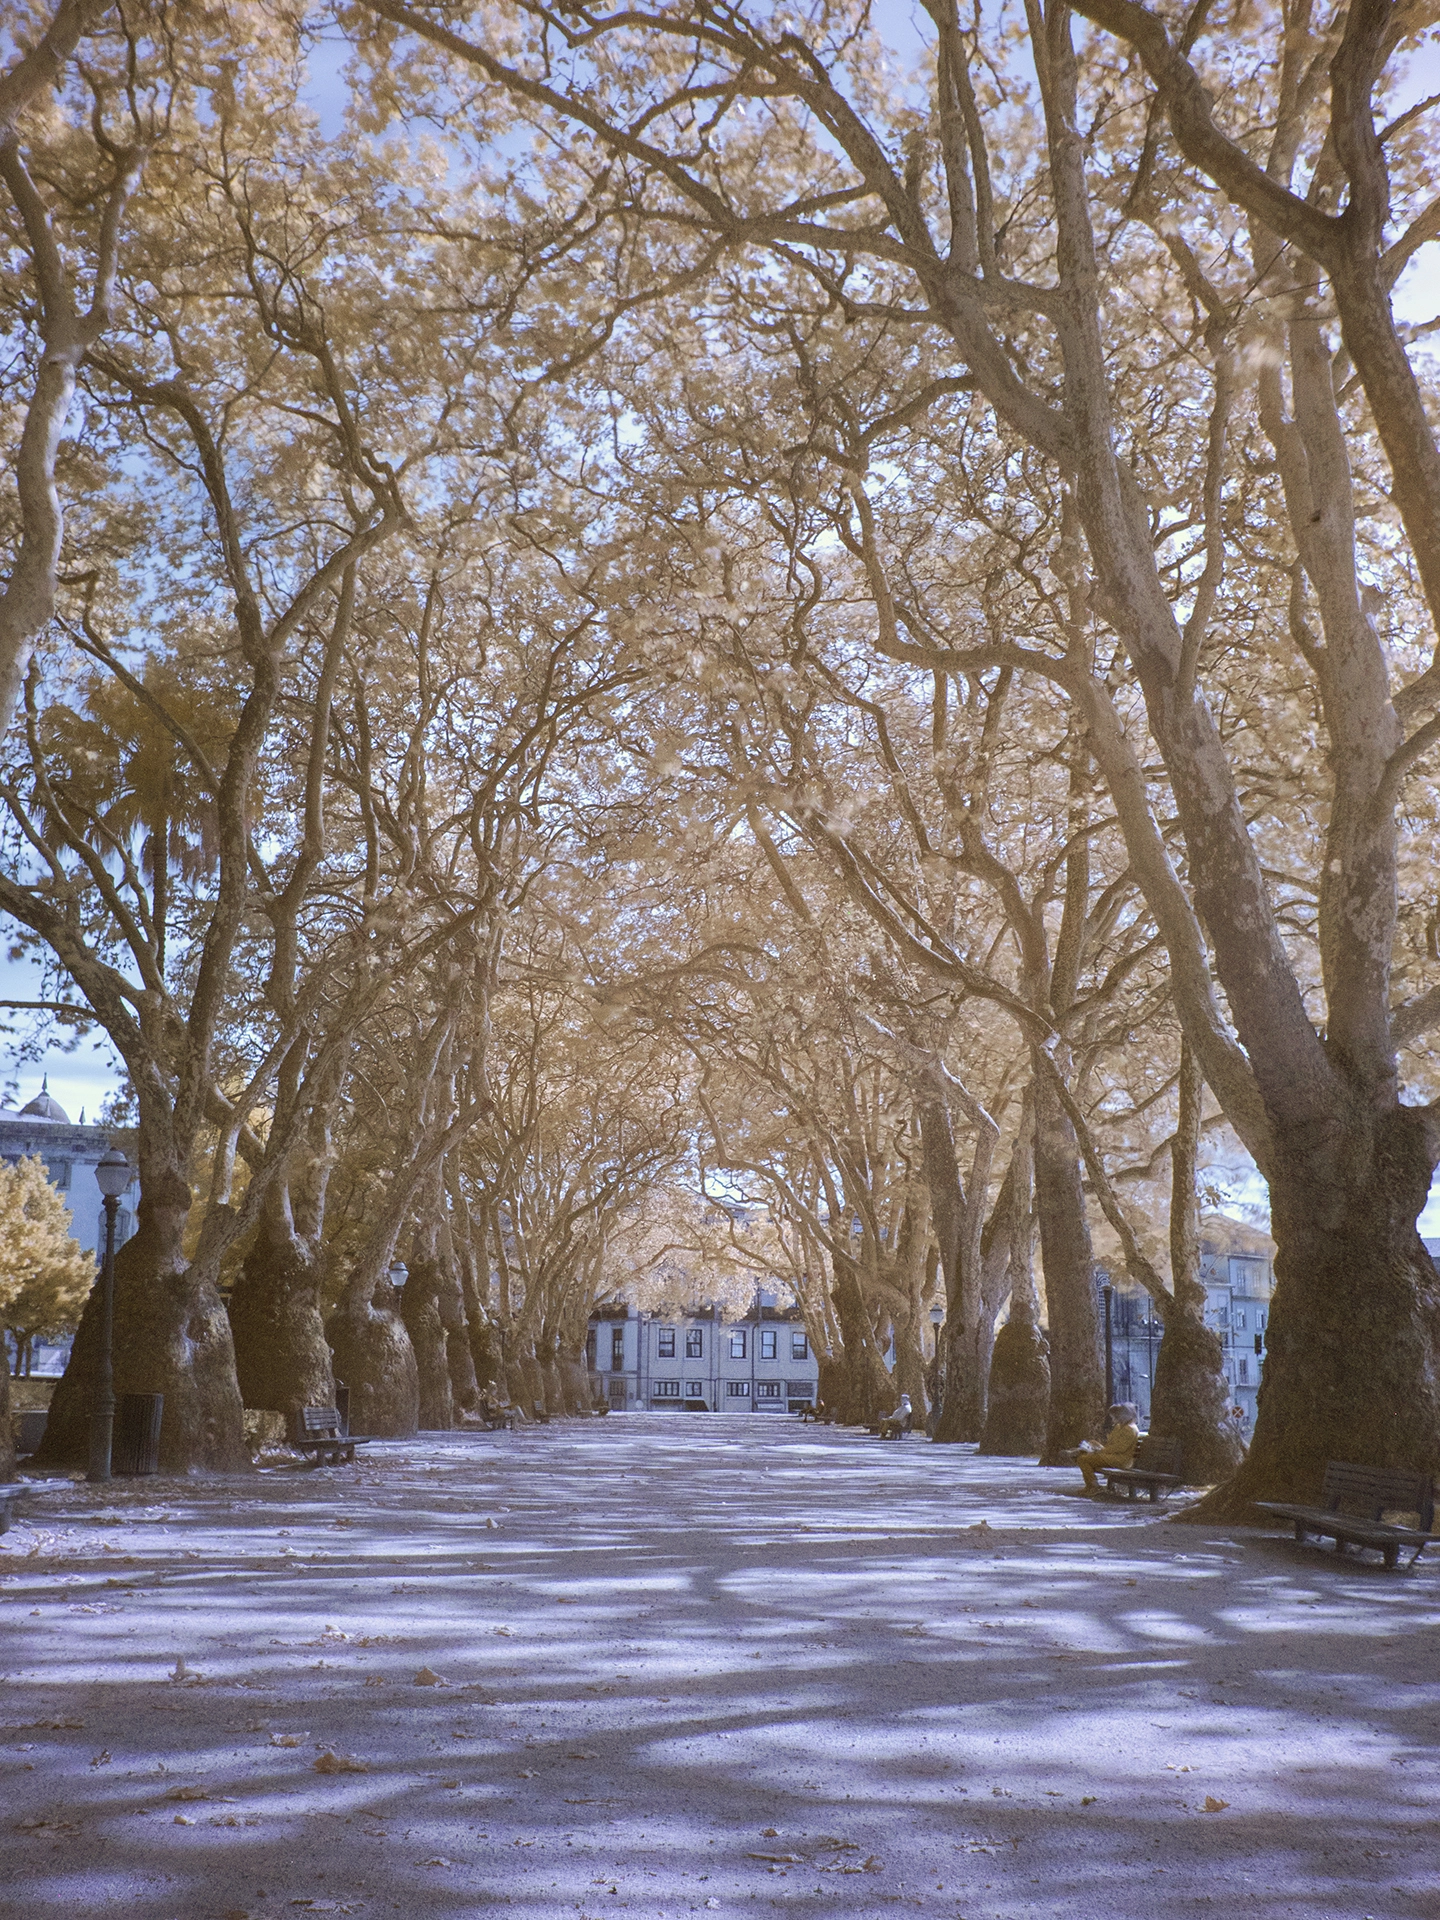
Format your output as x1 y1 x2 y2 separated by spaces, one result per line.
2 1417 1436 1920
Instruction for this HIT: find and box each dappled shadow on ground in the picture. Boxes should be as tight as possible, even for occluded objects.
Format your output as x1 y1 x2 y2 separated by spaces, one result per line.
2 1419 1437 1920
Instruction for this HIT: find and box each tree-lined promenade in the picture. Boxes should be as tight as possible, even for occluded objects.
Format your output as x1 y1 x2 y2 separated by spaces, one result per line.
3 0 1440 1512
3 1421 1438 1920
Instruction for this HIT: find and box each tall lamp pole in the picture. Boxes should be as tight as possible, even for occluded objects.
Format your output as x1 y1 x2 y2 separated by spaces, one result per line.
88 1148 131 1484
1102 1282 1114 1410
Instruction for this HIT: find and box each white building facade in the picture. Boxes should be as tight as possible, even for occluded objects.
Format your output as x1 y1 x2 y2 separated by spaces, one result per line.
588 1296 819 1412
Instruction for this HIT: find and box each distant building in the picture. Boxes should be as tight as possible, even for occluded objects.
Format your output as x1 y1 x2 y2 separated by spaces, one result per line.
1101 1219 1275 1431
0 1079 139 1374
588 1291 819 1412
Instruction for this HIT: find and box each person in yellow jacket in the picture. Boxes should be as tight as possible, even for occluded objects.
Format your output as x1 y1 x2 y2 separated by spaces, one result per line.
1075 1404 1141 1493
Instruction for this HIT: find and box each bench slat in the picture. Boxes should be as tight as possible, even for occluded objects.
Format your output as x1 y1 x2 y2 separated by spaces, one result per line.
1256 1462 1436 1568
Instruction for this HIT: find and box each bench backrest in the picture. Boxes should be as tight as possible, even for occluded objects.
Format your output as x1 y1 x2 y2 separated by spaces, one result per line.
301 1405 342 1437
1132 1436 1183 1476
1322 1460 1434 1529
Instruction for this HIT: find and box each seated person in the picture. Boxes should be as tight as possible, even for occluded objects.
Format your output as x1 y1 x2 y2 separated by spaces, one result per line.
877 1393 914 1438
1075 1403 1140 1491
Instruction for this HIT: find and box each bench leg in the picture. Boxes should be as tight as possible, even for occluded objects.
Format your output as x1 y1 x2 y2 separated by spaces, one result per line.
1384 1545 1399 1571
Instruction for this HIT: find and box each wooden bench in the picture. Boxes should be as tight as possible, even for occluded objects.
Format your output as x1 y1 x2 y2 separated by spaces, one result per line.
871 1407 914 1440
1099 1435 1185 1502
797 1402 824 1423
478 1400 519 1431
1257 1461 1435 1570
291 1405 373 1466
0 1483 25 1535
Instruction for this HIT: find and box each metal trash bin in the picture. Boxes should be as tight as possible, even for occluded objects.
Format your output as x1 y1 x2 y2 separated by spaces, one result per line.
334 1383 350 1437
114 1392 163 1476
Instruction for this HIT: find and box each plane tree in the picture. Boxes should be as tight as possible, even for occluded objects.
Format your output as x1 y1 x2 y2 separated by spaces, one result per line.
357 0 1440 1506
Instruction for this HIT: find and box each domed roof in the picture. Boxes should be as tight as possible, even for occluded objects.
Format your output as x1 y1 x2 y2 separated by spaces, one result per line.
19 1076 69 1123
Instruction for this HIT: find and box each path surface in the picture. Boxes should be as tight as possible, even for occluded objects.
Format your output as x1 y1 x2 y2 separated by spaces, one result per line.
1 1417 1436 1920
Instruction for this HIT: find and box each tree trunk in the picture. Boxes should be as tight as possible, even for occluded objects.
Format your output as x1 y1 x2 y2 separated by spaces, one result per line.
1194 1106 1440 1516
520 1350 547 1416
979 1313 1051 1454
829 1252 895 1424
1032 1063 1105 1462
504 1360 530 1408
325 1271 419 1439
400 1254 453 1431
37 1173 248 1473
228 1198 334 1419
1149 1302 1243 1484
1150 1038 1244 1484
0 1356 14 1479
922 1098 986 1442
541 1354 565 1417
981 1129 1049 1453
816 1353 845 1417
559 1351 590 1412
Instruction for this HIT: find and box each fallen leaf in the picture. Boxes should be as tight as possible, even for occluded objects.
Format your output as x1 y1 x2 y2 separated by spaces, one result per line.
414 1667 447 1687
1203 1796 1230 1813
313 1751 370 1775
269 1733 309 1748
517 1768 536 1778
166 1786 209 1802
1080 1796 1098 1807
173 1813 196 1826
565 1750 599 1760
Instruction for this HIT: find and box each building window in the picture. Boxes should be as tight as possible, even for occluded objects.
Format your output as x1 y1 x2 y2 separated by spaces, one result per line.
652 1379 681 1398
726 1381 750 1398
685 1380 705 1397
786 1380 812 1398
760 1329 777 1360
685 1328 703 1358
730 1329 747 1358
791 1331 808 1359
1237 1357 1250 1384
1235 1309 1247 1329
611 1326 625 1371
1258 1311 1267 1328
585 1329 597 1370
756 1380 782 1398
657 1327 676 1357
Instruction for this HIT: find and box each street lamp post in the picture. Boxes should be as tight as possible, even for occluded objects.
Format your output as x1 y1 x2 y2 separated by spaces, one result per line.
929 1303 944 1357
1102 1283 1114 1409
88 1148 131 1484
387 1260 408 1298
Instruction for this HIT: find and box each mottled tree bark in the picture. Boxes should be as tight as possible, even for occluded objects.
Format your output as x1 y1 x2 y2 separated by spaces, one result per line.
1032 1063 1104 1462
829 1251 895 1425
228 1194 334 1419
39 1157 247 1473
400 1252 453 1432
981 1118 1049 1455
326 1269 419 1439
